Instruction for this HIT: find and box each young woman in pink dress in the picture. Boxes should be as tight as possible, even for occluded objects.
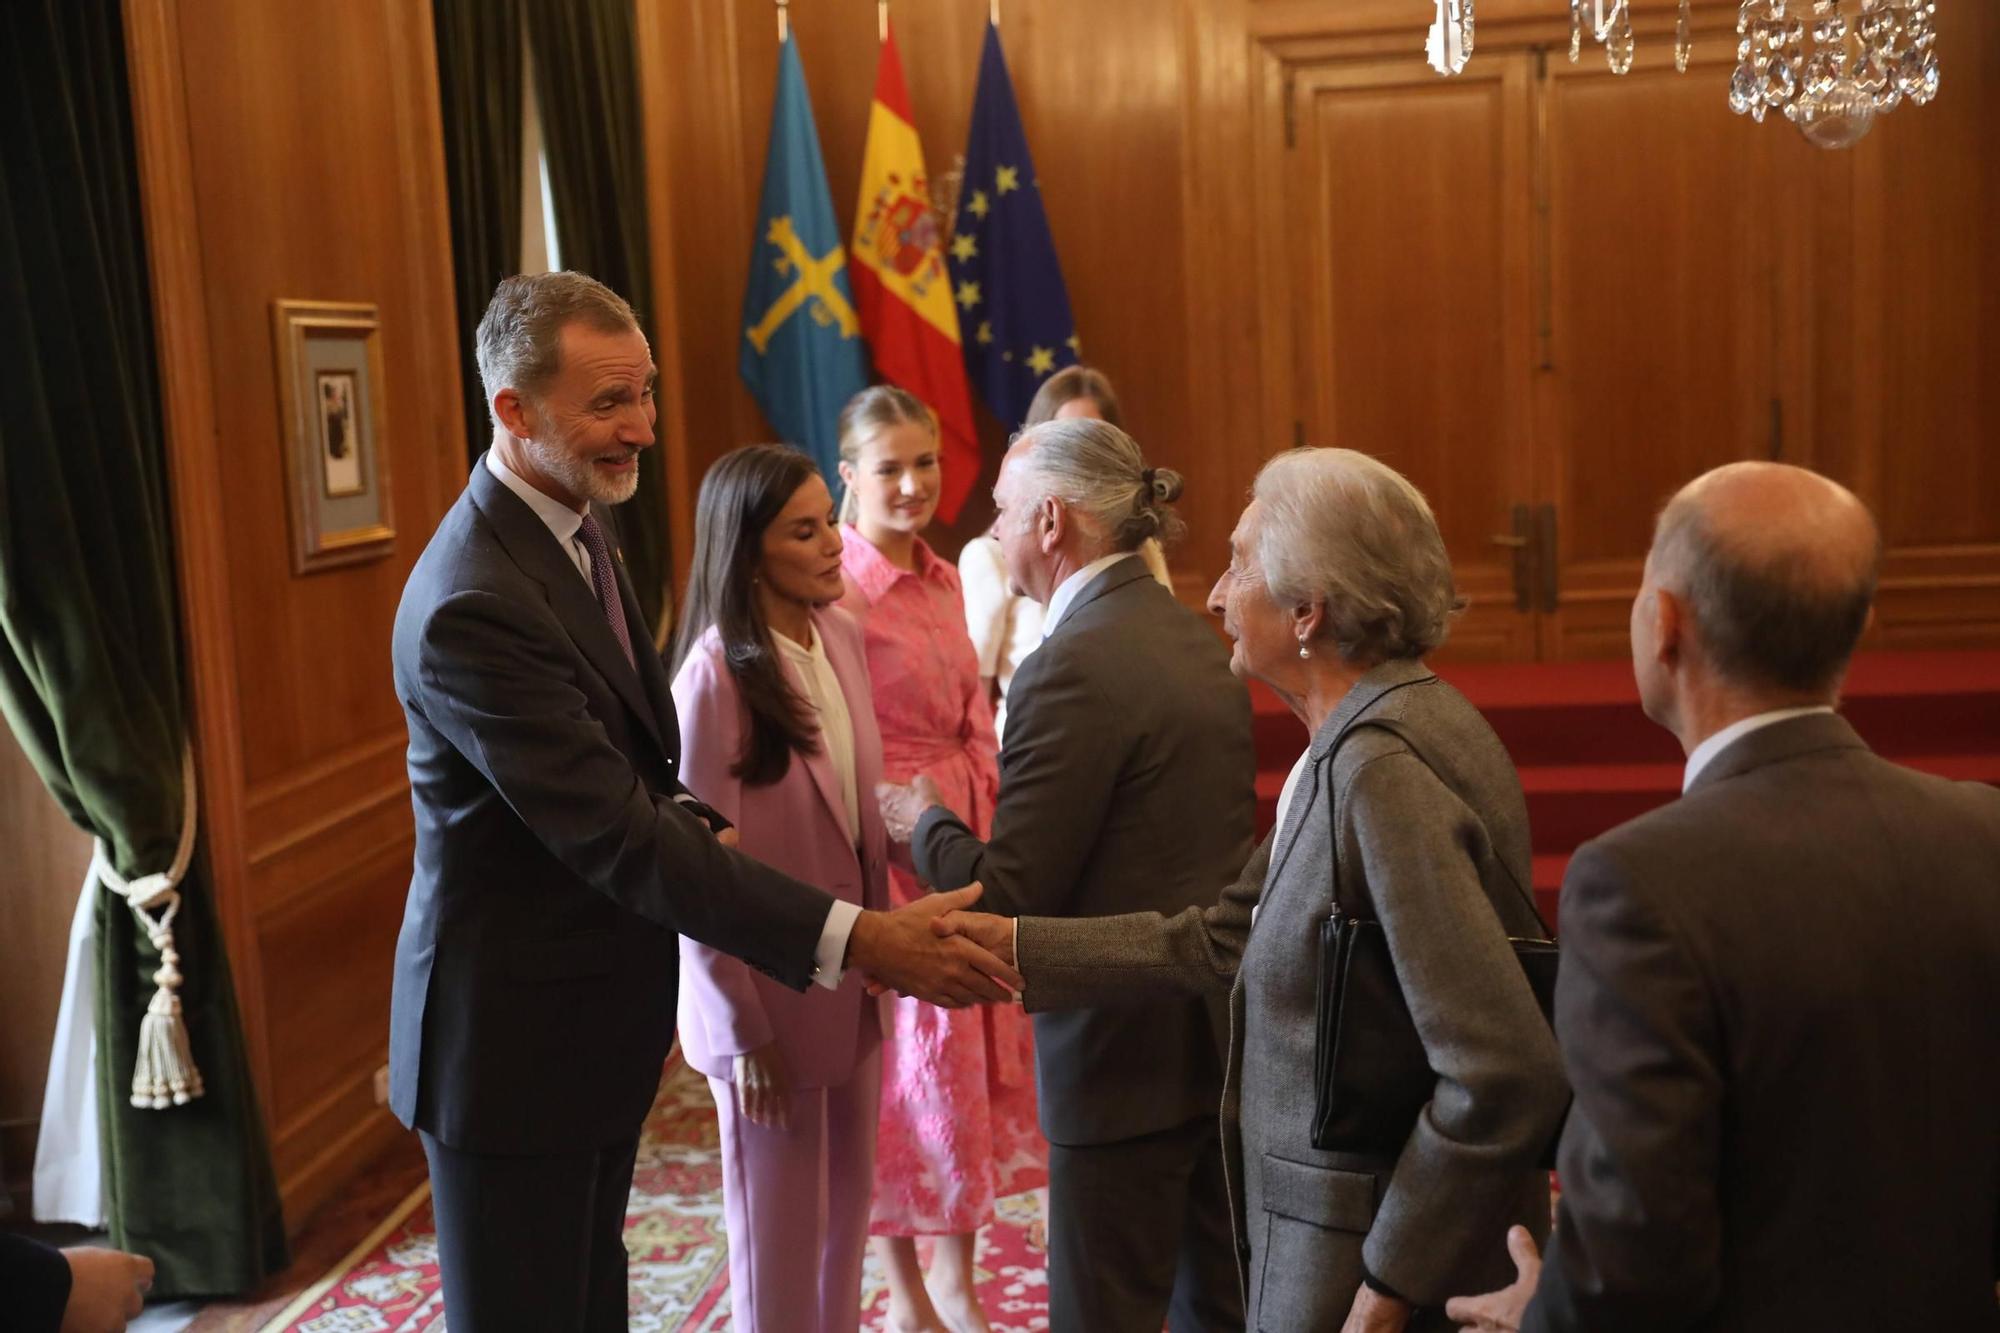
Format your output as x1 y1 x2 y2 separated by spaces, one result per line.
834 387 1048 1333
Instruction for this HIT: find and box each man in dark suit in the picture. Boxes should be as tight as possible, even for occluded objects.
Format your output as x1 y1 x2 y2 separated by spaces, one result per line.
389 272 1019 1332
1447 462 2000 1332
881 419 1256 1332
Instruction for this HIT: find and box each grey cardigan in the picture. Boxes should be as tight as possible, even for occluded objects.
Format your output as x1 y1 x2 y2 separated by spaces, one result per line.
1018 658 1569 1329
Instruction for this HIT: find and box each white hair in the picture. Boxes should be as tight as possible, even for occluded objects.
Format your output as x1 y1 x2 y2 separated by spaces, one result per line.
1251 448 1460 661
1013 418 1184 554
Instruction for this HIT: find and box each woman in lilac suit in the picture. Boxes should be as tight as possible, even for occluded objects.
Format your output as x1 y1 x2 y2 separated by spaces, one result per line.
669 445 891 1333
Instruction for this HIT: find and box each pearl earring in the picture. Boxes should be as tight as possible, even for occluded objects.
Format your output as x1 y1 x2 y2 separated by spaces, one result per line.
1298 642 1311 660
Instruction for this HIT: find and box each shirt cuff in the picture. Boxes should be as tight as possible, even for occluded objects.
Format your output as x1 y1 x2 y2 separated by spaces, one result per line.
813 898 862 991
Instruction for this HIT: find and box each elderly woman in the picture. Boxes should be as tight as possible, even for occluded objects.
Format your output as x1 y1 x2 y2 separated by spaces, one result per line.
937 448 1568 1332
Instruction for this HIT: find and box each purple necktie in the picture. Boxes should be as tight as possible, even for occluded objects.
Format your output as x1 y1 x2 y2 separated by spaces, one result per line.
576 513 636 669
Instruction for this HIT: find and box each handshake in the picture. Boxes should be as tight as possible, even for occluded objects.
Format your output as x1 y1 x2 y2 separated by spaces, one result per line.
840 777 1020 1009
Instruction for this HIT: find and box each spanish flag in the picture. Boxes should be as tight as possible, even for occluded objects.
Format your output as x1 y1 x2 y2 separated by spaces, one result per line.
849 23 979 523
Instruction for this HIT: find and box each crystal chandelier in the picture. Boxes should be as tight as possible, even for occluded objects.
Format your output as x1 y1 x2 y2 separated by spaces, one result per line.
1731 0 1940 147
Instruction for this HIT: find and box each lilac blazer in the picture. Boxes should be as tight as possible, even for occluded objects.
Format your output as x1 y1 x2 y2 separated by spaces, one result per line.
670 607 888 1089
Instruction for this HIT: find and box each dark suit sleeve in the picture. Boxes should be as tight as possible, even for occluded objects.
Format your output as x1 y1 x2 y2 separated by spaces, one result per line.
1 1232 72 1333
912 641 1123 918
418 589 833 989
1524 840 1725 1333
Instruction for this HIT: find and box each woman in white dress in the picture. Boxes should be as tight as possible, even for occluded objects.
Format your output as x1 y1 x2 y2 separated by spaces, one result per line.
957 366 1167 738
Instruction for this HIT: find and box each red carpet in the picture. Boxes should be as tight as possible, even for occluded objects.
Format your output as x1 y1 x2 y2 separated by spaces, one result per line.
258 1051 1048 1331
1250 650 2000 925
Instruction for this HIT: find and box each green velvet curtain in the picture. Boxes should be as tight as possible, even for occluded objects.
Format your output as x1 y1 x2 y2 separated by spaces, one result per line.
526 0 672 639
0 0 287 1296
432 0 523 469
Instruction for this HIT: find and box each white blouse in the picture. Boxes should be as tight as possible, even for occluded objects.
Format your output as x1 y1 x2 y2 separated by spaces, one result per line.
776 625 861 847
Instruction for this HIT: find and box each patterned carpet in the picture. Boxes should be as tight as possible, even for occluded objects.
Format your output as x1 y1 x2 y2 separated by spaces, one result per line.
259 1054 1050 1331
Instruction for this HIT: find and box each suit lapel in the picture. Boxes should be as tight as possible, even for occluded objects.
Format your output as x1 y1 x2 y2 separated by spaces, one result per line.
820 615 885 870
1266 659 1437 886
597 503 682 766
1043 555 1154 641
782 623 859 853
469 462 669 761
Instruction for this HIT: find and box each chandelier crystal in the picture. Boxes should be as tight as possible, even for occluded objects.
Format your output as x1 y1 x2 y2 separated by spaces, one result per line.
1730 0 1940 147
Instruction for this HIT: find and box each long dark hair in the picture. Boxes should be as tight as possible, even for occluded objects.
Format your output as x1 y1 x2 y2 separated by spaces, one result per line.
1023 364 1122 429
670 445 824 785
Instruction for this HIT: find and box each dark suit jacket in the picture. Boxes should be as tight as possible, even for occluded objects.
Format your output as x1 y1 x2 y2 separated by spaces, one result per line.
389 458 835 1156
914 555 1256 1145
0 1232 69 1333
1526 712 2000 1333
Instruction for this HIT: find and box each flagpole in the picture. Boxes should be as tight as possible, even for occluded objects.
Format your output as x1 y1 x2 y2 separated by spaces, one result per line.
878 1 888 43
991 0 1000 25
776 0 788 43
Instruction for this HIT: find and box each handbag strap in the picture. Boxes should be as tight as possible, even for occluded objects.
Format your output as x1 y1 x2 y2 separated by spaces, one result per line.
1319 682 1554 942
1317 677 1432 926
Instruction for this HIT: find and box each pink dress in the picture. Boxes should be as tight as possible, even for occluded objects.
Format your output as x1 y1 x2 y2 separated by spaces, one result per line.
838 527 1049 1236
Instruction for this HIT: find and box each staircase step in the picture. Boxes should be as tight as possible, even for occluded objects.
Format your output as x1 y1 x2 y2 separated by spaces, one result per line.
1248 646 2000 916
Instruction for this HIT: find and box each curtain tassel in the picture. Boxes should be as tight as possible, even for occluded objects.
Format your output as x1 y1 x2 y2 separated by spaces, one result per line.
93 746 204 1109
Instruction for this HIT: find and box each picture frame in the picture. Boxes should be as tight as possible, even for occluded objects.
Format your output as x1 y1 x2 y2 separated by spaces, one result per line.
271 299 394 574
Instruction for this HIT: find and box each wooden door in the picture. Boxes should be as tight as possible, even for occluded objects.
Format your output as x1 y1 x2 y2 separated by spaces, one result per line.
1284 55 1541 661
1534 37 1797 658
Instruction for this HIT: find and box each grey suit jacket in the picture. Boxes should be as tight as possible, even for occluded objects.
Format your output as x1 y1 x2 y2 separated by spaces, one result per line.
388 458 835 1155
1019 659 1568 1328
1525 713 2000 1333
914 554 1256 1145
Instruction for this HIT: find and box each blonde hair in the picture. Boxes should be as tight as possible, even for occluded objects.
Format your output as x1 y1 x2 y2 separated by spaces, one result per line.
836 385 936 525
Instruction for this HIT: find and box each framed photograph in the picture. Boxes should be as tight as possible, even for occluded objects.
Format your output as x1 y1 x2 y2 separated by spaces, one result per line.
271 299 394 573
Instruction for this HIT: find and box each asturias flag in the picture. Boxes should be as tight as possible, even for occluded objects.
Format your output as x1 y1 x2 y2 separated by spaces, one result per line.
849 22 979 523
739 33 867 485
948 21 1080 429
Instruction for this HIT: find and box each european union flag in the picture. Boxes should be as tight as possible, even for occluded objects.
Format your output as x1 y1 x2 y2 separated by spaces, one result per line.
740 34 867 484
948 22 1079 429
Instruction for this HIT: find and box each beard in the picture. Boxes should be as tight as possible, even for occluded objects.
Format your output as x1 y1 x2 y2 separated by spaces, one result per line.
522 429 641 507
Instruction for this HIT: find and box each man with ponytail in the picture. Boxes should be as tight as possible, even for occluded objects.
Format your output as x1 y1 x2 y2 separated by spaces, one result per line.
880 419 1255 1332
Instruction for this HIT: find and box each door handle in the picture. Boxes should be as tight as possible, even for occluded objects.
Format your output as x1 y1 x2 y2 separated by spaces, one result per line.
1496 504 1534 612
1535 503 1559 613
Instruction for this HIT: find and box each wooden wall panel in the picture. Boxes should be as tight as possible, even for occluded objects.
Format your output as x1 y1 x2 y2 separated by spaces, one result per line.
126 0 463 1226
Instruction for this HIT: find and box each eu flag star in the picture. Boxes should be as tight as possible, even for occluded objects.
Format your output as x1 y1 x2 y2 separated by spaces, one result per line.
965 190 990 220
950 233 979 262
976 321 994 345
995 165 1020 195
955 281 983 310
1026 345 1056 375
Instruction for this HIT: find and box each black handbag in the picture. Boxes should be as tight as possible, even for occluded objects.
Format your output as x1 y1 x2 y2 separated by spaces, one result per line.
1308 713 1562 1164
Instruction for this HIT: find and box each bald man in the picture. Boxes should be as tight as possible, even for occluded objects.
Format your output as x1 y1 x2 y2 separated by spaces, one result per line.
1448 463 2000 1333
